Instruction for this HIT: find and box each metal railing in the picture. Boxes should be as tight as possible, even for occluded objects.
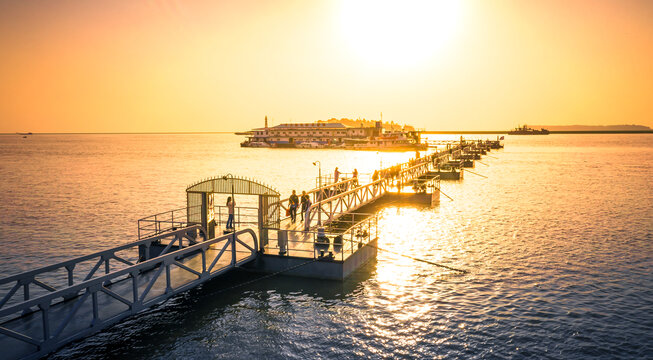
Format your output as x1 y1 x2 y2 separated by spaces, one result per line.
265 213 378 261
398 160 432 188
0 228 258 360
305 179 388 228
277 177 358 218
139 205 260 240
213 205 259 230
137 206 201 239
0 226 205 314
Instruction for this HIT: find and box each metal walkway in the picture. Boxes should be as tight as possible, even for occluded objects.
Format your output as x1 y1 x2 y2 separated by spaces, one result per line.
0 227 258 360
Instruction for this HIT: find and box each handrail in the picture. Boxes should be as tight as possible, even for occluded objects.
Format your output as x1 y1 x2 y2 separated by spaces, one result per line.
278 177 358 211
304 178 388 228
0 228 257 318
0 225 203 286
0 226 205 310
265 213 378 261
0 228 258 359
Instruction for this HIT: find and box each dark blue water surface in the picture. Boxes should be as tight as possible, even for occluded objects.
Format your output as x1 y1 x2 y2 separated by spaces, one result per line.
0 134 651 359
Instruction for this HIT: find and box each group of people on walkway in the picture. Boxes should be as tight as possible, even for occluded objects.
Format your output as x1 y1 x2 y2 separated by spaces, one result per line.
286 167 360 226
334 167 358 185
287 190 312 224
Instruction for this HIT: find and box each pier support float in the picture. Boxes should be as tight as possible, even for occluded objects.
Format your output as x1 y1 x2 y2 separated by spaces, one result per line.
249 238 378 280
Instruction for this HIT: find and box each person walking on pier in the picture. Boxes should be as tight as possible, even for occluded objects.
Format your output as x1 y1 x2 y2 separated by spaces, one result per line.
300 191 310 221
352 168 359 186
289 190 299 223
303 195 312 231
226 196 235 230
334 167 340 183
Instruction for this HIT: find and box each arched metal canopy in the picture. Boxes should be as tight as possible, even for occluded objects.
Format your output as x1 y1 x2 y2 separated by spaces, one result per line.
186 175 279 196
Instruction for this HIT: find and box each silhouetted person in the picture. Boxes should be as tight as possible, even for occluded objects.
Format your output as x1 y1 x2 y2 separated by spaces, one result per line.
300 191 310 221
226 196 235 230
289 190 299 223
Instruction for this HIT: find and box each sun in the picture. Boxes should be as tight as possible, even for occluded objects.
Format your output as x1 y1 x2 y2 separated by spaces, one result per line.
339 0 465 68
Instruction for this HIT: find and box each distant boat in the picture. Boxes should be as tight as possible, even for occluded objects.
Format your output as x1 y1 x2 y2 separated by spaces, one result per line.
17 132 32 136
508 125 549 135
296 141 324 149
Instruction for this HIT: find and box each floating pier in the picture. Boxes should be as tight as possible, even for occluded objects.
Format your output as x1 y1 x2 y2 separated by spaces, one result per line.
0 138 502 360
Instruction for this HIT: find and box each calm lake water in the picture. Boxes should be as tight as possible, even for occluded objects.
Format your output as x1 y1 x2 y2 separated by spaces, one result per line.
0 133 652 359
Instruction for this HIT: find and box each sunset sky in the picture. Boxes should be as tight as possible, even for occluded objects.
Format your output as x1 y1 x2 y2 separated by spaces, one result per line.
0 0 651 133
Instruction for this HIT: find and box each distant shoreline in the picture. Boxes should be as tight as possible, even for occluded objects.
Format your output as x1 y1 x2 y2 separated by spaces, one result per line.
421 130 653 134
0 131 235 135
2 130 651 135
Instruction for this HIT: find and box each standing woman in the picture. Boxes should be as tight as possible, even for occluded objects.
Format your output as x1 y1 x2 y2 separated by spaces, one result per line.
226 196 235 230
289 190 299 223
303 195 312 232
300 191 309 221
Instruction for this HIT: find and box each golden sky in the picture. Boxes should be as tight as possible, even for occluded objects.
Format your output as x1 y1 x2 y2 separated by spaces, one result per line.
0 0 651 132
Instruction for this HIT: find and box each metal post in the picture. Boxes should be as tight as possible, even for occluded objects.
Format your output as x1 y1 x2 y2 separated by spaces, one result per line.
222 174 237 257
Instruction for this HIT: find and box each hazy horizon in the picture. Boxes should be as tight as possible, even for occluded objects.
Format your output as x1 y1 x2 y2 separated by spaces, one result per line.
1 0 652 133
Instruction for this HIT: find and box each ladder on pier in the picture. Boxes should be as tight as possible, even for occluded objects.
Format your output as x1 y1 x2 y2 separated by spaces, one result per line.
0 226 259 360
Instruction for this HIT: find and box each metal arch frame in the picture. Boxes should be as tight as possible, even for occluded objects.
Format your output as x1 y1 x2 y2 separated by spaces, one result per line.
0 228 258 360
186 175 282 240
186 175 279 196
0 226 205 313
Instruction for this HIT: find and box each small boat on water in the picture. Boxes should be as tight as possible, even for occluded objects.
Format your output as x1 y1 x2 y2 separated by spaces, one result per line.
240 140 270 148
296 141 324 149
508 125 549 135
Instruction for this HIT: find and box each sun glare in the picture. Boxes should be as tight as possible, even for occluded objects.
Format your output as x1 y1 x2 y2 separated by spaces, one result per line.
339 0 464 68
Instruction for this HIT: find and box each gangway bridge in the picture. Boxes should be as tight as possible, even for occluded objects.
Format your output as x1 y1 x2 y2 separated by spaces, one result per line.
0 140 492 359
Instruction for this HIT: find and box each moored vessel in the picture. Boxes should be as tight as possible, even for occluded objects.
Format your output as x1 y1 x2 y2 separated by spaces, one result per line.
508 125 549 135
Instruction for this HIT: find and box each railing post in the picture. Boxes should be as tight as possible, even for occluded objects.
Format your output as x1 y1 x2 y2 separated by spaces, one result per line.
91 289 99 325
231 232 237 265
23 281 29 303
66 264 75 286
39 301 51 342
131 271 139 307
